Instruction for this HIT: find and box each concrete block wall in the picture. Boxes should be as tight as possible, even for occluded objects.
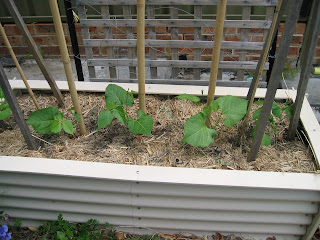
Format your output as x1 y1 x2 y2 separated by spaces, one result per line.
0 22 319 65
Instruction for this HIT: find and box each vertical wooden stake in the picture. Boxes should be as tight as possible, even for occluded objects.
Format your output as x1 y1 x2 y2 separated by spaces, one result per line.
240 0 286 135
4 0 65 107
137 0 146 112
206 0 227 125
0 23 40 110
287 0 320 140
0 65 38 150
48 0 86 135
247 0 304 162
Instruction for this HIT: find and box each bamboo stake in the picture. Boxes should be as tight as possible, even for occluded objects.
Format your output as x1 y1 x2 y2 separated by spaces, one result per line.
137 0 146 112
206 0 227 125
240 0 284 136
0 23 40 110
48 0 86 135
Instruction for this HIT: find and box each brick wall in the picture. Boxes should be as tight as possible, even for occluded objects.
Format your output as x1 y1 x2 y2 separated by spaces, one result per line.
0 22 319 64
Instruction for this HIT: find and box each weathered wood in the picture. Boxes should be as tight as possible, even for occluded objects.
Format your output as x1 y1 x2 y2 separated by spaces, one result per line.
80 19 272 29
170 7 180 79
78 4 96 78
193 5 202 80
84 39 264 50
123 5 136 79
90 78 267 87
87 59 269 70
4 0 64 107
247 0 303 162
237 6 251 81
263 6 275 41
146 5 157 79
78 0 278 6
0 65 38 150
287 0 320 140
0 23 40 109
206 0 227 127
101 6 117 79
49 0 86 135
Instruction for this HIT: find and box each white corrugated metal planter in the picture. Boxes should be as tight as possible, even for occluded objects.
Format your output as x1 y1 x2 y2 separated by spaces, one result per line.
1 80 320 240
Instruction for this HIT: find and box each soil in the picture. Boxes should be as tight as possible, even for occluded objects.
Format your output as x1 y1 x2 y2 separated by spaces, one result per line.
0 91 317 173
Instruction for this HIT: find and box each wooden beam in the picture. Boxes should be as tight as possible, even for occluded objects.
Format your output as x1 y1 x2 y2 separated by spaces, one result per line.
247 0 304 162
287 0 320 140
0 65 38 150
4 0 64 107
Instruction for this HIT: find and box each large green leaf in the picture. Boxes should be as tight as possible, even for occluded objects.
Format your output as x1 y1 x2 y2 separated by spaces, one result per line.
50 120 62 133
105 84 134 109
176 94 200 103
181 112 217 147
98 110 113 130
27 107 59 134
0 108 11 120
62 120 74 135
214 95 248 127
262 133 271 146
127 110 153 136
272 101 282 118
111 107 126 124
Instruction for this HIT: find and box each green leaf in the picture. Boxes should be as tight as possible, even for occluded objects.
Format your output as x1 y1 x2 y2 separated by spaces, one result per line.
215 95 248 127
55 112 64 121
27 107 59 134
272 101 282 118
262 133 271 146
181 112 217 147
253 109 261 120
74 112 81 123
176 94 200 103
98 110 113 130
111 106 126 124
203 106 211 116
105 84 134 109
284 105 293 118
62 120 74 134
255 100 264 105
50 120 62 133
0 108 11 120
127 110 153 136
57 231 68 240
210 100 219 112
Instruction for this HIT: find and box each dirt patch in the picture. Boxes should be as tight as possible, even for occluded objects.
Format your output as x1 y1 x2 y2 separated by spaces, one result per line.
0 92 317 173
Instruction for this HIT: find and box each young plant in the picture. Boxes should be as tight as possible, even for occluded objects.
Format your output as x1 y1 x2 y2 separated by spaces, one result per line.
252 100 293 146
0 87 11 121
177 94 248 147
27 107 74 135
98 84 153 136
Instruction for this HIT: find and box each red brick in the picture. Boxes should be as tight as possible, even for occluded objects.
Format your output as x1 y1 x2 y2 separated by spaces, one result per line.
248 56 260 61
89 26 99 34
184 34 194 40
112 34 127 39
178 34 183 40
224 56 239 61
225 35 240 41
203 27 214 34
202 35 214 41
202 49 212 55
178 48 193 54
92 47 101 56
77 36 84 45
3 24 34 35
90 35 105 40
35 23 56 35
0 47 9 55
288 47 300 56
100 46 108 55
0 36 22 46
315 48 320 57
111 26 126 34
225 28 236 34
317 36 320 46
33 36 53 46
291 35 303 45
294 23 306 34
201 56 212 61
156 34 171 40
133 27 148 34
251 35 263 42
75 23 82 34
249 28 263 34
187 55 194 60
278 23 284 34
155 27 166 34
78 46 86 55
10 47 32 56
178 27 194 34
41 46 60 55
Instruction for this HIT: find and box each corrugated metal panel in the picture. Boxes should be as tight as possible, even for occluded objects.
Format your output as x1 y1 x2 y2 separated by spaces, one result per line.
0 156 320 240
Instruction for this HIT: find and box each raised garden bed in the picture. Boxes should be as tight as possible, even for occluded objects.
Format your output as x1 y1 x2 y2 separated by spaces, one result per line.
1 80 320 240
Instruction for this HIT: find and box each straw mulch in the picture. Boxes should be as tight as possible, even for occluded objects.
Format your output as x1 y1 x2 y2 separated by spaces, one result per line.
0 91 317 173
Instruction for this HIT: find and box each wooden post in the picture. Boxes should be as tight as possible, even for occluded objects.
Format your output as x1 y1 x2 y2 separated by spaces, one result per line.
4 0 65 107
48 0 86 135
0 65 38 150
241 0 286 135
287 0 320 140
137 0 147 112
206 0 227 125
247 0 304 162
0 23 40 110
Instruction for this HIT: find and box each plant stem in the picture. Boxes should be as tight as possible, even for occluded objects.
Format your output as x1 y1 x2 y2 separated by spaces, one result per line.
214 114 222 129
